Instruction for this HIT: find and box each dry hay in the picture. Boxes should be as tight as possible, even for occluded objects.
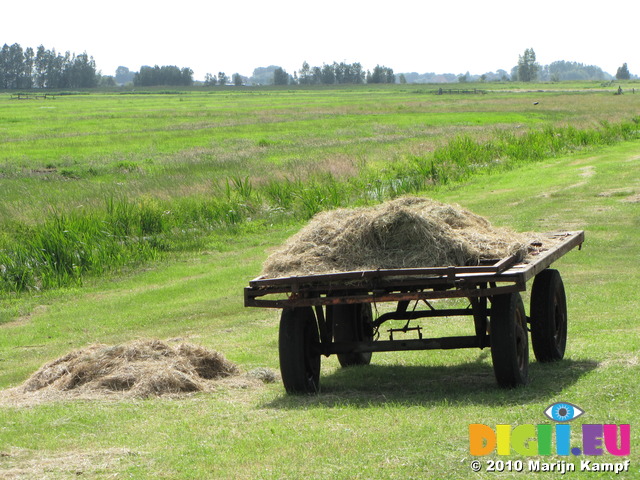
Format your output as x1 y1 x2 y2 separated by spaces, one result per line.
262 196 545 278
246 367 279 384
15 339 239 400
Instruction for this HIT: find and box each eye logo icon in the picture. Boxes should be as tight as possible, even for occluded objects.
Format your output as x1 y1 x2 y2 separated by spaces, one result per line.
544 402 584 422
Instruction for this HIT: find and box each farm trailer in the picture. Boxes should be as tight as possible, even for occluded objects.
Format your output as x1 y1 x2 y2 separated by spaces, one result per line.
244 231 584 393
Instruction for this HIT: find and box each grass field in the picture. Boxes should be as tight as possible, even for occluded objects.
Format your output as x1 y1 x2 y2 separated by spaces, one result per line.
2 84 639 224
1 85 639 299
0 84 639 479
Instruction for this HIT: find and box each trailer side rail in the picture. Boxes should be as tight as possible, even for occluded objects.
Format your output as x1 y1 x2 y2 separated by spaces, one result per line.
244 231 584 309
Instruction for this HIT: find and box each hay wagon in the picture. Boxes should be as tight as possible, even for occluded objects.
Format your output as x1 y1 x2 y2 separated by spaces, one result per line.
244 231 584 394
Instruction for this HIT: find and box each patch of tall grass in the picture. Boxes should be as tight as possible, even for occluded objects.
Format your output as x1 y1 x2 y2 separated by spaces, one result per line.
0 199 164 294
406 118 640 185
1 117 638 294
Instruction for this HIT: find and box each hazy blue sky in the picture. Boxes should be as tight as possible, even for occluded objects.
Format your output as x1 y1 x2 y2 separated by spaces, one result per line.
5 0 637 80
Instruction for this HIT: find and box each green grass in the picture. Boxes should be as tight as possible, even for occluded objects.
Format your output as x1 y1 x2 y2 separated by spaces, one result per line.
2 86 639 219
0 136 638 478
1 87 639 295
0 85 638 478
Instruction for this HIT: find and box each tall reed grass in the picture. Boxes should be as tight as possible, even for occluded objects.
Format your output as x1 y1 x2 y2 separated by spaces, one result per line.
1 118 638 294
406 118 640 185
0 199 164 293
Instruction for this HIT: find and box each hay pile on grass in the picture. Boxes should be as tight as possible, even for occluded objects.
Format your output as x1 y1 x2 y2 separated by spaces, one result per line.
20 339 239 399
262 196 540 278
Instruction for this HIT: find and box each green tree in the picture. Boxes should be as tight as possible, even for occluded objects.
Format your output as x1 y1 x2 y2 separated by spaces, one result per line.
134 65 192 86
65 53 98 88
616 63 630 80
333 62 346 83
217 72 228 85
115 66 135 85
367 65 395 84
41 48 67 88
0 43 99 89
181 67 193 86
204 73 216 86
517 48 539 82
544 60 609 82
22 47 34 88
34 45 50 88
0 43 26 88
0 44 10 88
299 61 365 85
135 66 154 86
350 62 365 84
98 74 116 87
298 61 311 85
321 63 335 84
273 67 289 85
232 73 244 86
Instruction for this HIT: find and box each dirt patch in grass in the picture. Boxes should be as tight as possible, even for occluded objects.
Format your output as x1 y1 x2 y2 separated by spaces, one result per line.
622 193 640 203
261 196 551 278
0 306 48 330
597 188 636 198
0 340 240 405
578 165 595 177
0 446 143 479
599 354 639 368
317 153 360 179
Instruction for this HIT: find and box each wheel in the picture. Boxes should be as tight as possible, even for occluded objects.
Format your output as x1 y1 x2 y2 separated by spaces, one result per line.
278 307 321 394
330 303 374 367
530 269 567 362
490 292 529 387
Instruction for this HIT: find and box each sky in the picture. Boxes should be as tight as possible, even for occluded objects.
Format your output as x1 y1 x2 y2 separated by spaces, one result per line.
3 0 638 81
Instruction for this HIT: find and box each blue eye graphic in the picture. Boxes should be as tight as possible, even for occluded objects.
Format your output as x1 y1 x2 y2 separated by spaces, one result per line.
544 402 584 422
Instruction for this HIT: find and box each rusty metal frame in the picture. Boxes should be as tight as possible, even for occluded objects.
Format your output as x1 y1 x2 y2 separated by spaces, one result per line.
244 231 584 310
248 230 584 378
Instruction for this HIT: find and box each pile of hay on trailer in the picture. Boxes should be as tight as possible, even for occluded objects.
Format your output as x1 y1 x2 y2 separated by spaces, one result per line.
17 340 239 400
262 196 547 278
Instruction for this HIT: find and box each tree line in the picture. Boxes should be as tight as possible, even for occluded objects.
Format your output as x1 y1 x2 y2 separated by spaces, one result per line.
203 72 246 86
2 42 633 89
201 62 396 86
134 65 194 86
512 48 632 82
0 42 195 89
288 61 395 85
0 43 99 89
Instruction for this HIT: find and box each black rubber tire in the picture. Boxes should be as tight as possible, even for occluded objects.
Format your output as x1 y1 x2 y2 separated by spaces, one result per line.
331 303 374 367
278 307 321 394
490 292 529 387
530 269 567 362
